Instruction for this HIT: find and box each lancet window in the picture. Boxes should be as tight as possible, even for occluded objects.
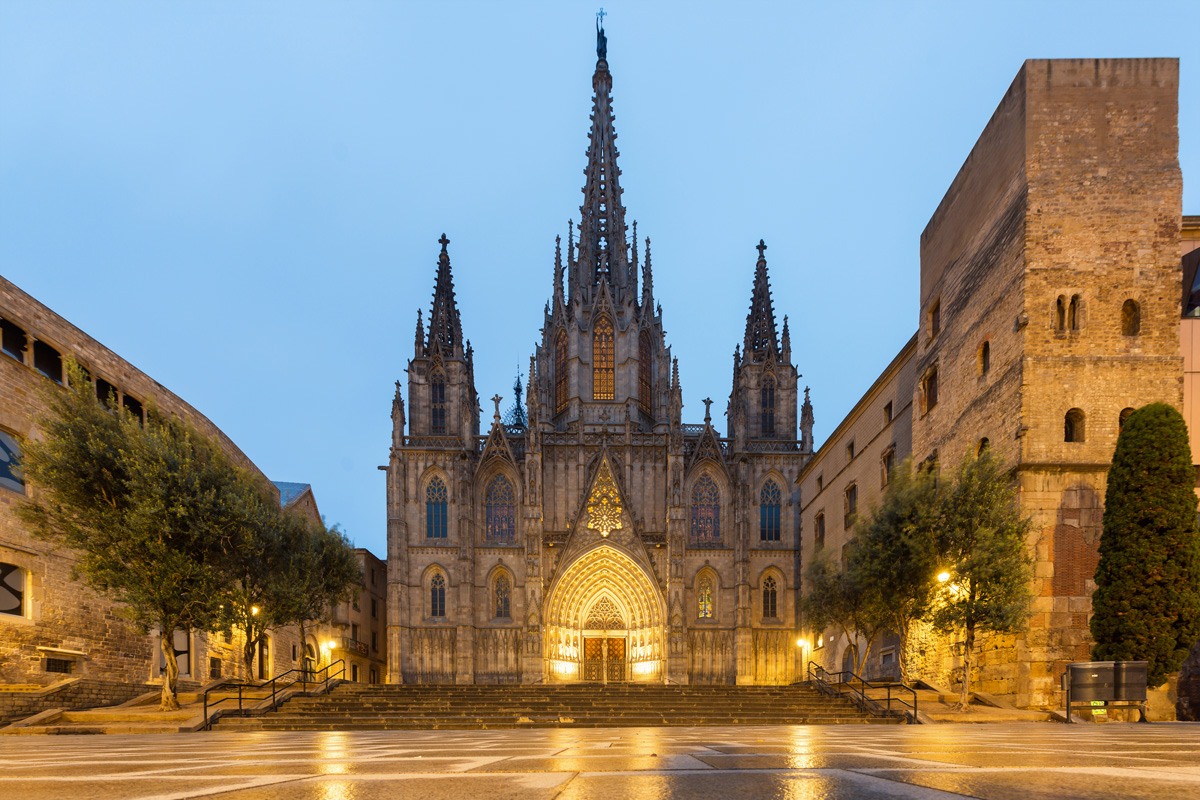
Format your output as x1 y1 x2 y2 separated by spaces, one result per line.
430 573 446 618
690 475 721 546
762 576 778 619
494 574 511 619
593 317 614 401
638 329 652 413
760 480 782 542
430 374 447 434
425 477 448 539
485 475 516 544
697 575 714 619
760 376 776 437
555 331 568 414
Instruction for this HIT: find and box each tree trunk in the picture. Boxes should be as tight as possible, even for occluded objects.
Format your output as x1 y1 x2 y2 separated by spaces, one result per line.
298 618 309 682
958 621 975 709
159 631 181 711
897 617 912 684
243 623 258 682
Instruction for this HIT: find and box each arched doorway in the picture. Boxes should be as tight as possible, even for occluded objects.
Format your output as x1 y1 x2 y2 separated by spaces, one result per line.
543 544 665 683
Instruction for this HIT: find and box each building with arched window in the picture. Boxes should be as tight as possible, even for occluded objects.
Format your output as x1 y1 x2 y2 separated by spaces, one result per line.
386 24 812 686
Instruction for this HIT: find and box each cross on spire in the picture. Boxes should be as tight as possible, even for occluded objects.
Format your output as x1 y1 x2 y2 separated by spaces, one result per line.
703 397 713 423
597 7 606 25
756 239 767 259
439 232 450 251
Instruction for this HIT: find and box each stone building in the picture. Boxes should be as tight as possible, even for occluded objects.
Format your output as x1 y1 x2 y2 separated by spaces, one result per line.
802 58 1187 708
386 24 813 686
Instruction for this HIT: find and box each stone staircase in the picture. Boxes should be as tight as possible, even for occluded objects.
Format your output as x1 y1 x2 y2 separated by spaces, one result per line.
214 683 905 730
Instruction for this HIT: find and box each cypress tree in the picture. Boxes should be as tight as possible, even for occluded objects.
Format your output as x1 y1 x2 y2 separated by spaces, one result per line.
1091 403 1200 687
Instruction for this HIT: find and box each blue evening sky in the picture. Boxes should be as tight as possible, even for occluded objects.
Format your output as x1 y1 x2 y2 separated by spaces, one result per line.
3 1 1198 557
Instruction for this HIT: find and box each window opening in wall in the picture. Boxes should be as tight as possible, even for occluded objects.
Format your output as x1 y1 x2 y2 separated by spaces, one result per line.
95 378 117 407
426 477 448 539
371 598 377 618
690 474 721 546
352 664 359 682
1065 408 1086 443
122 394 143 423
1119 407 1135 430
430 376 447 435
1068 294 1081 331
352 623 359 642
555 332 569 414
929 299 941 338
883 401 893 424
371 631 378 652
32 340 63 384
485 475 516 544
844 484 858 529
816 474 823 492
760 376 776 437
979 341 990 375
257 637 269 680
639 329 653 414
0 430 25 494
814 513 826 550
45 658 73 674
209 657 222 679
921 365 939 414
978 437 990 456
0 319 27 363
291 644 298 660
760 481 782 542
592 317 615 400
1121 299 1141 336
0 562 25 616
846 440 855 460
1055 295 1067 332
697 575 714 619
430 573 446 617
881 446 895 487
494 574 511 619
762 576 778 619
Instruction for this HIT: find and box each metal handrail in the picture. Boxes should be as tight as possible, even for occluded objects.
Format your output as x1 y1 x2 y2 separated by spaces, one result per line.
808 660 919 723
202 659 345 731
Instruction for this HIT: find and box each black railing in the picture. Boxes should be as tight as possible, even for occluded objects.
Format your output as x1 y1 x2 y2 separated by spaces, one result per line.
808 661 918 723
202 659 345 731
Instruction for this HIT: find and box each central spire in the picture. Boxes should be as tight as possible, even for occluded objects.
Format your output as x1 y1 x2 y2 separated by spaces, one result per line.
573 14 631 299
743 239 780 361
426 233 463 356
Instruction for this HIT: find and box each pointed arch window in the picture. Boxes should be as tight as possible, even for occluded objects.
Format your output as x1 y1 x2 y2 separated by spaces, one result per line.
430 573 446 618
593 317 614 401
555 331 569 414
425 477 448 539
762 576 778 619
638 328 653 413
760 480 782 542
430 374 447 435
494 574 511 619
760 376 776 437
485 475 516 544
690 474 721 547
697 575 714 619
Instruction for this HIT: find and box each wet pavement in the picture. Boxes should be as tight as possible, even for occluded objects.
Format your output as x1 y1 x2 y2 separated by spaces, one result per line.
2 722 1199 798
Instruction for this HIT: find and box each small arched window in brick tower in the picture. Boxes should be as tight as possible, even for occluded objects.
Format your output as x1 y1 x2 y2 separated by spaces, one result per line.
1119 407 1135 431
1065 408 1086 443
1068 294 1082 331
1121 299 1141 336
979 340 990 375
1055 296 1066 332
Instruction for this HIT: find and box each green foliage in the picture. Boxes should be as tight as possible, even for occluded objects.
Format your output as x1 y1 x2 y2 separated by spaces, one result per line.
18 363 241 708
802 549 889 675
931 448 1033 705
1092 403 1200 687
851 459 942 680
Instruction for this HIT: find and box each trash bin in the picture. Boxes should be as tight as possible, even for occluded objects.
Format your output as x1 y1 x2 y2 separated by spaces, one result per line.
1067 661 1115 702
1114 661 1148 702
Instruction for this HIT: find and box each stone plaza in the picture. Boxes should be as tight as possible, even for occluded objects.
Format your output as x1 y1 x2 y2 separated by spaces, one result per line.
2 723 1199 799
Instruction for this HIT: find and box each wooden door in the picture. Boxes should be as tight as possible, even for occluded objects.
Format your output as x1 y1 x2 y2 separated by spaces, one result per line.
583 637 604 682
605 638 626 682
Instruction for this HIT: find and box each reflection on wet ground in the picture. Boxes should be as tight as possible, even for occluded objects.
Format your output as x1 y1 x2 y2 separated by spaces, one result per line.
1 723 1199 798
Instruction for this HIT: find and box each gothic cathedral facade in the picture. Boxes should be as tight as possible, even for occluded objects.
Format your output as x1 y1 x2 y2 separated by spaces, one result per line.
385 24 814 685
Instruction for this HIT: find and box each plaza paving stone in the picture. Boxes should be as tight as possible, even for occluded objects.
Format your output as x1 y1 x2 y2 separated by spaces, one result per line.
1 722 1199 798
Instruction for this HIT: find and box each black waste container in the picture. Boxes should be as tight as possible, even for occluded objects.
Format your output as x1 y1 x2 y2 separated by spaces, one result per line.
1114 660 1148 702
1068 661 1115 702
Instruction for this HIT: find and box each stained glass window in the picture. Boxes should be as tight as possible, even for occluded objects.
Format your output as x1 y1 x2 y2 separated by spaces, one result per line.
698 576 714 619
690 475 721 546
593 317 614 401
485 475 516 544
430 375 447 434
762 576 778 619
760 481 781 542
430 573 446 618
494 574 511 618
426 477 448 539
